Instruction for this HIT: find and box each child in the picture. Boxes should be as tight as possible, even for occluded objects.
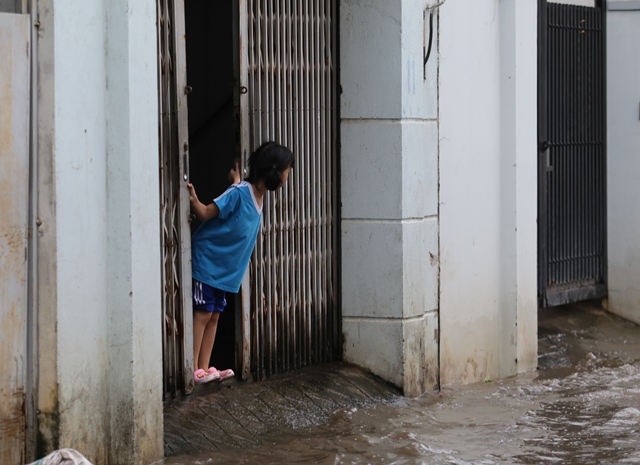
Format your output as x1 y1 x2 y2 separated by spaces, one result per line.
188 141 294 384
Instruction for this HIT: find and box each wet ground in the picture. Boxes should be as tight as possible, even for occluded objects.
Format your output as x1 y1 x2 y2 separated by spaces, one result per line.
163 363 401 457
163 302 640 465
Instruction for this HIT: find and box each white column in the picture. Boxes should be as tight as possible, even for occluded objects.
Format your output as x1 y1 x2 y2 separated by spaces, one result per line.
340 0 440 396
37 1 163 463
52 2 111 462
105 0 163 463
439 0 537 385
500 0 538 374
607 5 640 324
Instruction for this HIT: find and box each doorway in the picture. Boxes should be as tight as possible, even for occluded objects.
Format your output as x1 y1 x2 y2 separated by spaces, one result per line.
537 0 607 308
184 0 238 374
159 0 341 398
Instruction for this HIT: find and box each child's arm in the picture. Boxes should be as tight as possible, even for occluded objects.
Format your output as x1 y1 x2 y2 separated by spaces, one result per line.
188 183 220 222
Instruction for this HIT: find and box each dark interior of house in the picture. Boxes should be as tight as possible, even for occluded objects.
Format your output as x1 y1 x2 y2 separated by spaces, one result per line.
185 0 236 374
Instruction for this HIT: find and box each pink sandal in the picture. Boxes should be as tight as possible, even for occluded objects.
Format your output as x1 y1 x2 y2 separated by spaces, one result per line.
194 368 218 384
208 367 235 381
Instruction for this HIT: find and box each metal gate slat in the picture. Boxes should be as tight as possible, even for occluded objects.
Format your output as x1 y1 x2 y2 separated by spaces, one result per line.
158 0 192 397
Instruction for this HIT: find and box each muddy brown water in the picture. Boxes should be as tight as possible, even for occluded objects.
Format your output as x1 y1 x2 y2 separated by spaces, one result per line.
164 303 640 465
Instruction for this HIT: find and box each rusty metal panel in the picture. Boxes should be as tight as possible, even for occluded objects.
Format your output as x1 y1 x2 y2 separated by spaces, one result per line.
157 0 193 398
245 0 339 379
0 12 31 465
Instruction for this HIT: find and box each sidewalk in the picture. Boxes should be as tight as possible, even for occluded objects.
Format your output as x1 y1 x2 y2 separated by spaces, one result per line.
163 362 402 457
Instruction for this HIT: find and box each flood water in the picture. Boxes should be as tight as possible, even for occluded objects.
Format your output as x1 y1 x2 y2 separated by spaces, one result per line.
164 304 640 465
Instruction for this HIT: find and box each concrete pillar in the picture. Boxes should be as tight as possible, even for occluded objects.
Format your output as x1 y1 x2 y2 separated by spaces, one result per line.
36 1 163 463
340 0 440 396
607 4 640 323
48 2 111 461
105 0 164 463
439 0 537 386
499 0 538 374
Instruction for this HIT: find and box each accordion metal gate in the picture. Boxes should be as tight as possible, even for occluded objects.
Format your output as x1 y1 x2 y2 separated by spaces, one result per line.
157 0 193 398
159 0 340 394
239 0 341 379
538 0 607 308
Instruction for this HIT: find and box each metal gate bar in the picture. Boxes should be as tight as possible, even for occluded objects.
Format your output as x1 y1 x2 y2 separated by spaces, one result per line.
158 0 179 397
246 0 339 379
539 2 607 307
157 0 192 397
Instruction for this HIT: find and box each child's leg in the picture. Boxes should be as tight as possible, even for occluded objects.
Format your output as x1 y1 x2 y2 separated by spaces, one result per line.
193 310 213 371
198 312 220 370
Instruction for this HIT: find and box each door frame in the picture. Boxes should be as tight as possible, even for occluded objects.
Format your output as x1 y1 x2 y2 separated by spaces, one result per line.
233 0 252 381
158 0 194 398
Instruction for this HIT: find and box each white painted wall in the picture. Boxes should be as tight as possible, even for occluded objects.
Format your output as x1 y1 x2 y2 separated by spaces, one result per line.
498 0 539 377
105 1 164 463
439 0 537 385
607 4 640 323
53 5 111 461
37 1 163 463
340 0 439 396
340 0 537 391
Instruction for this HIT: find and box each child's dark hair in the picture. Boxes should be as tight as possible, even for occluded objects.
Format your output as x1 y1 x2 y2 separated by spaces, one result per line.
246 141 294 191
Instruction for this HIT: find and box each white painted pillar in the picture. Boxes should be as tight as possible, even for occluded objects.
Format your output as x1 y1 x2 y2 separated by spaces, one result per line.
36 1 163 463
439 0 537 385
340 0 440 396
500 0 538 374
50 2 111 462
105 0 163 464
607 3 640 324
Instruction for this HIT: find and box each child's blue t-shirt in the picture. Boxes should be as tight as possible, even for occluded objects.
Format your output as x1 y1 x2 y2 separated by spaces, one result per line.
191 181 262 293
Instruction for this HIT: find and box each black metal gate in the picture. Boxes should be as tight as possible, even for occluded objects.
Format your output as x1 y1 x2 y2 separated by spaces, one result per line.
538 0 607 308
